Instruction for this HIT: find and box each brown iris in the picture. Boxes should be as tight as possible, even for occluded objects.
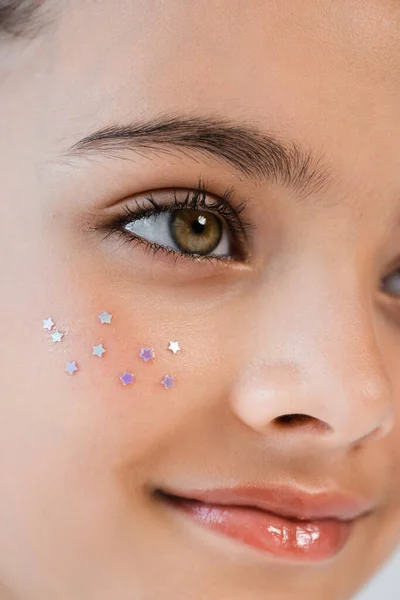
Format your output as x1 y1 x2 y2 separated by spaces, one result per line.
170 209 223 255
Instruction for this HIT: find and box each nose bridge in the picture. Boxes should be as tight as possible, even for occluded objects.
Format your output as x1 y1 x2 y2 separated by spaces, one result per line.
231 253 393 446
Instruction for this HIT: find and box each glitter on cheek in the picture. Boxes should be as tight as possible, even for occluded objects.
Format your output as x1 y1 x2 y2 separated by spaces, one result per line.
168 341 181 354
140 347 155 362
65 361 79 375
42 314 181 390
51 330 64 343
43 317 55 331
98 311 112 324
92 343 106 357
161 375 175 390
120 372 135 386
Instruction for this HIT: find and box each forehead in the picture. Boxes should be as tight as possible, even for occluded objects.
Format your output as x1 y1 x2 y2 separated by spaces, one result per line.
38 0 400 182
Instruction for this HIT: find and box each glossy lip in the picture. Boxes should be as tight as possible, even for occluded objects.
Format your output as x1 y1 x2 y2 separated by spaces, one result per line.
162 484 374 522
158 484 374 562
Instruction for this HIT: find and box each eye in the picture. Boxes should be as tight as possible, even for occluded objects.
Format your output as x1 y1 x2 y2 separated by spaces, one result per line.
381 268 400 297
108 182 252 263
124 208 231 257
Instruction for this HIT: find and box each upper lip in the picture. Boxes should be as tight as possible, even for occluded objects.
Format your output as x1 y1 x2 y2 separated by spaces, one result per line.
162 484 374 522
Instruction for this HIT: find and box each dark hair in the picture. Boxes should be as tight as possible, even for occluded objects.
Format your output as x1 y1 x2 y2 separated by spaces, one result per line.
0 0 44 37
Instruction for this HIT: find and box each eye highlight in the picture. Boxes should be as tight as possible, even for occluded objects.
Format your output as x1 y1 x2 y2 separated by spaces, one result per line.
108 180 252 263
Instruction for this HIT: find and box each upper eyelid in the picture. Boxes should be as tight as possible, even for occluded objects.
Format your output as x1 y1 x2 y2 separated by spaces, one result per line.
117 185 255 240
126 185 237 213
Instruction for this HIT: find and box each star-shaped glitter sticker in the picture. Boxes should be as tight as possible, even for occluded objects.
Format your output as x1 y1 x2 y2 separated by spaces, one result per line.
93 343 106 357
139 347 155 362
98 311 112 324
65 361 78 375
161 375 174 390
51 330 64 343
120 372 135 386
43 317 55 331
168 341 181 354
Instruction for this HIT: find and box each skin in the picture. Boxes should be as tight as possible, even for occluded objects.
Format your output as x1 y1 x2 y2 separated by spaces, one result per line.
1 0 400 598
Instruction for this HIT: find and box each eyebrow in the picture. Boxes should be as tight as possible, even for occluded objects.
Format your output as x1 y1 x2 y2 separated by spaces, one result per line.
0 0 50 38
67 114 332 197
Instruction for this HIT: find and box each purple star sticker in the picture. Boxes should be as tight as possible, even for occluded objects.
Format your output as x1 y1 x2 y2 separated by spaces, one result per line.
139 347 155 362
120 372 135 386
161 375 174 390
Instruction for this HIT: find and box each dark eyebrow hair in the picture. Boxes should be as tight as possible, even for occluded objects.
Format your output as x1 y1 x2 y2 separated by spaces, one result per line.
68 114 332 197
0 0 46 37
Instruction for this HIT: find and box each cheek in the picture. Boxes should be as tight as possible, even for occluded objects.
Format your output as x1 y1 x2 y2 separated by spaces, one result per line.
0 222 240 531
3 254 232 469
59 285 230 462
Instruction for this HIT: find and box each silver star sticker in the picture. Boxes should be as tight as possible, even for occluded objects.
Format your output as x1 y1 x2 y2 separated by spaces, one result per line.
43 318 55 331
168 341 181 354
93 343 106 357
98 312 112 324
65 361 78 375
51 330 64 343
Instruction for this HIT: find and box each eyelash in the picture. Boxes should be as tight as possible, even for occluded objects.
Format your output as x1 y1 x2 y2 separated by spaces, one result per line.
104 178 254 263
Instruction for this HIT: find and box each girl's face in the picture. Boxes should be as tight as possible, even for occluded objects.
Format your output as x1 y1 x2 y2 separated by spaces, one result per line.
1 1 400 598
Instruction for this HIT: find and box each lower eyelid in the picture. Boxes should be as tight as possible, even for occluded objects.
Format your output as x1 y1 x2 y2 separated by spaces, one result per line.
123 228 230 261
97 221 248 286
118 231 229 265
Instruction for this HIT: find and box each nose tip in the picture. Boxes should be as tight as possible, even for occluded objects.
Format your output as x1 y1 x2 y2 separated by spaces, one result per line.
230 362 394 448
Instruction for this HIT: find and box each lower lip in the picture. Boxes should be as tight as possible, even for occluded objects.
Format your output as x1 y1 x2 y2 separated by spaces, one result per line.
163 495 353 562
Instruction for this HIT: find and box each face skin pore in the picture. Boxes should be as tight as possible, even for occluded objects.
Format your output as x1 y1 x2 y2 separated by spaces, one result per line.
1 1 400 599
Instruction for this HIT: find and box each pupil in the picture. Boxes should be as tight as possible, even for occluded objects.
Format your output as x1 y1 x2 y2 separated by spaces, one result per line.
192 216 207 235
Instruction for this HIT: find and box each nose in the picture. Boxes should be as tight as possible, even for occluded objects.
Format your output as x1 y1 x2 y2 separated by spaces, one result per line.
229 260 394 449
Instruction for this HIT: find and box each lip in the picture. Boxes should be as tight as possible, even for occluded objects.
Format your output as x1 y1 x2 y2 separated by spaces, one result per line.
169 485 373 521
159 485 373 562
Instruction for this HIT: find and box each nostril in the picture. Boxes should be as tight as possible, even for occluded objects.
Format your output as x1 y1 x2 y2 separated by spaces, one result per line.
274 414 331 433
275 413 310 426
